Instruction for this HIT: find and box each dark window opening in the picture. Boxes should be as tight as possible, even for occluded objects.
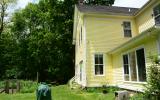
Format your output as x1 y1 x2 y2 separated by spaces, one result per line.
123 21 132 37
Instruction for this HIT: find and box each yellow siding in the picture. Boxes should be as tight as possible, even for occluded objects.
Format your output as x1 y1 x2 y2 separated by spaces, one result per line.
75 13 86 85
112 38 158 91
136 0 160 33
85 15 138 86
73 0 160 90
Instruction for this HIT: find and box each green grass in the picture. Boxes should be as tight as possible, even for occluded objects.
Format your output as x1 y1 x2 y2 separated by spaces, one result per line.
0 85 115 100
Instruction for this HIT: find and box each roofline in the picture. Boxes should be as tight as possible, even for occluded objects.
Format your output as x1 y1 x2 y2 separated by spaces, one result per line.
76 4 138 17
134 0 156 16
108 25 160 54
80 11 135 17
76 0 157 17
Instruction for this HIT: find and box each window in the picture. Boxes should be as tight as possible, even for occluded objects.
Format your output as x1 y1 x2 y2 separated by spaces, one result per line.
129 52 137 81
123 55 129 81
123 21 132 37
94 54 104 75
79 61 83 81
79 27 83 46
153 4 160 26
123 48 146 82
81 27 82 43
136 49 146 82
79 32 80 46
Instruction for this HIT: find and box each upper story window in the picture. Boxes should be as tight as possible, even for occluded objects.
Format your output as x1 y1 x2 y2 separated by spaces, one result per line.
81 27 82 43
79 27 83 46
94 54 104 75
153 4 160 26
123 21 132 37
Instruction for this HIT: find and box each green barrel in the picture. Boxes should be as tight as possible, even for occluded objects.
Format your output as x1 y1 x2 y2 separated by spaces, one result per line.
36 83 52 100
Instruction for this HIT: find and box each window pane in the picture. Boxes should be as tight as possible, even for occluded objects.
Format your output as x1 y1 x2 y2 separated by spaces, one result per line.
124 30 132 37
136 48 146 82
95 54 99 64
129 52 137 81
99 65 103 75
124 74 129 81
81 27 82 41
95 65 103 75
155 16 160 26
123 55 128 64
124 22 131 28
99 54 103 64
124 65 129 74
153 4 160 16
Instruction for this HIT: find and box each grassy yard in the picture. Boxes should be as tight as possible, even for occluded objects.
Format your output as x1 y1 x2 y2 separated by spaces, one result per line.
0 85 115 100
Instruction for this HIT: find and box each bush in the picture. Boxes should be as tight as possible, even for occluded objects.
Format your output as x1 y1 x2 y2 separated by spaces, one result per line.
130 93 144 100
144 55 160 99
0 81 5 89
20 80 38 93
84 86 120 93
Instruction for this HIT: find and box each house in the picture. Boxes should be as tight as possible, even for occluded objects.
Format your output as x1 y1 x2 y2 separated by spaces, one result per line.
72 0 160 91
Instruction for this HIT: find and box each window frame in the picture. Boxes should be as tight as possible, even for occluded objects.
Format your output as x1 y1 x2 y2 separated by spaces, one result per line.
94 53 105 76
153 4 160 26
122 47 147 83
123 21 132 37
123 54 130 81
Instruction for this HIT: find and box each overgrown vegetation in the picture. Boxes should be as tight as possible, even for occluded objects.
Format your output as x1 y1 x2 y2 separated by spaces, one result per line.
0 85 115 100
83 86 120 93
20 80 38 93
130 55 160 100
143 55 160 100
0 80 38 93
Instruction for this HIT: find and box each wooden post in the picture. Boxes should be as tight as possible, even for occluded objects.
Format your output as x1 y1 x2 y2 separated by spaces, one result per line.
37 72 39 83
5 80 9 94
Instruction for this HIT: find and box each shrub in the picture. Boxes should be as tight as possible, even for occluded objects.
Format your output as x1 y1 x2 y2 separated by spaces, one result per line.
144 55 160 100
0 81 5 89
84 86 120 93
20 80 38 93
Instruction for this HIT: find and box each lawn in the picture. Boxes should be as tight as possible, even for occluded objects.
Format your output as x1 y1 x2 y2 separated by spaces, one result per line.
0 85 115 100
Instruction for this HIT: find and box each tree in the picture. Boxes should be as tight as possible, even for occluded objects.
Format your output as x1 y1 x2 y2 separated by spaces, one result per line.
0 0 16 35
84 0 115 6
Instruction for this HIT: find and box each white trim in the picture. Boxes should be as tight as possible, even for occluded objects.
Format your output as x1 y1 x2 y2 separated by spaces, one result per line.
122 46 147 83
93 53 105 76
128 54 131 81
83 17 87 86
135 51 139 81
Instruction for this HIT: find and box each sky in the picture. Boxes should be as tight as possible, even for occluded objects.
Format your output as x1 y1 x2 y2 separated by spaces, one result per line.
113 0 149 8
16 0 149 9
16 0 38 9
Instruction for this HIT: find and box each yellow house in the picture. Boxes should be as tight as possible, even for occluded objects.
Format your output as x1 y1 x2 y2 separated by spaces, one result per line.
72 0 160 91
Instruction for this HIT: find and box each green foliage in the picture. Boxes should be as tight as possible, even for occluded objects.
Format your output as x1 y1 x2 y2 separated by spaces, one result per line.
84 86 120 93
0 81 5 89
130 93 144 100
144 55 160 100
84 0 115 6
20 80 38 93
0 0 78 83
0 85 115 100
